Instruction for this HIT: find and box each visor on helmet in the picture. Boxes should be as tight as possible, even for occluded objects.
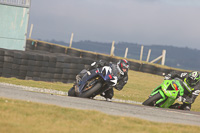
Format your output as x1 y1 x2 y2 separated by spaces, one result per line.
121 61 129 72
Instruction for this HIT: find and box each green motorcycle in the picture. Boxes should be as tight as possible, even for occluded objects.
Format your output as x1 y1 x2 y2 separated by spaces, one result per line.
143 78 184 108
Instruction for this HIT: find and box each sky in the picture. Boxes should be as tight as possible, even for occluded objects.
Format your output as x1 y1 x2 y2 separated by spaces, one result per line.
28 0 200 50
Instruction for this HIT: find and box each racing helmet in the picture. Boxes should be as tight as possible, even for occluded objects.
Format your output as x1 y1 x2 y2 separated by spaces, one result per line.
117 59 129 75
186 71 200 86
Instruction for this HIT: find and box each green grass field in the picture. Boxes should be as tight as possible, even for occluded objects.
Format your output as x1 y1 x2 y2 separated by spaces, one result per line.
0 70 200 132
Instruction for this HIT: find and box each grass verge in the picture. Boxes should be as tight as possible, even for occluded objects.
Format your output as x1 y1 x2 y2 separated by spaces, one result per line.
0 97 200 133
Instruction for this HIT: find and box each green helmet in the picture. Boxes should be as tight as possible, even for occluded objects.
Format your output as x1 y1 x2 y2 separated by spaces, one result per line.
186 71 200 86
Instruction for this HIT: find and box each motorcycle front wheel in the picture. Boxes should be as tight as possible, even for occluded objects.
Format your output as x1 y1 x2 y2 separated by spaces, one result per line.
78 82 102 98
142 92 162 106
68 87 76 97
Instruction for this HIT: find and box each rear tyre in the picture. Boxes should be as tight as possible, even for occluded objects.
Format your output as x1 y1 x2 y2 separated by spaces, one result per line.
79 82 102 98
142 93 162 106
68 87 76 97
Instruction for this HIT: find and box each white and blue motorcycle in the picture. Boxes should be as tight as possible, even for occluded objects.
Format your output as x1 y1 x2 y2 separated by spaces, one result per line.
68 65 118 98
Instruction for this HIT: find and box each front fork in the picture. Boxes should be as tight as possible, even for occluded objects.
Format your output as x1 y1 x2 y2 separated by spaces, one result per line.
150 89 166 106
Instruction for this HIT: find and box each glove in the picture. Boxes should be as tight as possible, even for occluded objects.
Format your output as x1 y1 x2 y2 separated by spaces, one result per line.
164 74 172 80
177 96 186 102
115 84 123 91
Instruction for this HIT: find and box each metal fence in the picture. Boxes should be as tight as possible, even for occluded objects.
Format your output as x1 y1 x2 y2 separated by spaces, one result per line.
0 0 30 7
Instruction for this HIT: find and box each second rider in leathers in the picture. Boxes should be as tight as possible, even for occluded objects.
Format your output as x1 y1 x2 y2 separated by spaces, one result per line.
164 71 200 111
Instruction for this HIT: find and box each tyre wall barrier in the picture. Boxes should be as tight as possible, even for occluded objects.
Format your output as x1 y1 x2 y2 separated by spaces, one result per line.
129 61 141 71
25 39 35 51
0 48 5 76
0 48 96 83
51 45 66 54
80 51 97 60
35 42 51 52
66 48 81 57
25 39 141 71
25 40 67 54
24 39 190 80
139 63 157 74
154 67 172 76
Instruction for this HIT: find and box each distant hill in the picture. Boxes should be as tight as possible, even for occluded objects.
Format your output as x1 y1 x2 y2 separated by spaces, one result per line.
46 39 200 71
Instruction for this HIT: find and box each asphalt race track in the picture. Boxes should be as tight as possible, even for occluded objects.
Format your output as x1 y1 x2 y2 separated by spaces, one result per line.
0 83 200 126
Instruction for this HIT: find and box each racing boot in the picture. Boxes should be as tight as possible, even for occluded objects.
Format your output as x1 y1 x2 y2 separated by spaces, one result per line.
181 103 191 111
100 89 114 102
169 103 182 109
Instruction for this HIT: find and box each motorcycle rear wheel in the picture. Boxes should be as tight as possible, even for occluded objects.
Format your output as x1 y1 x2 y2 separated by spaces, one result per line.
142 93 162 106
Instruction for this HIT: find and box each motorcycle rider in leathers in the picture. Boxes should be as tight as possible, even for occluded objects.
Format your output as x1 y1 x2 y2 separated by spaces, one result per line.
76 59 129 101
164 71 200 111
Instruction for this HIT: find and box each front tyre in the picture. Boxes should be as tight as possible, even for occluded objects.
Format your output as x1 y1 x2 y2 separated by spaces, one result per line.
79 82 102 98
68 87 76 97
142 93 162 106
